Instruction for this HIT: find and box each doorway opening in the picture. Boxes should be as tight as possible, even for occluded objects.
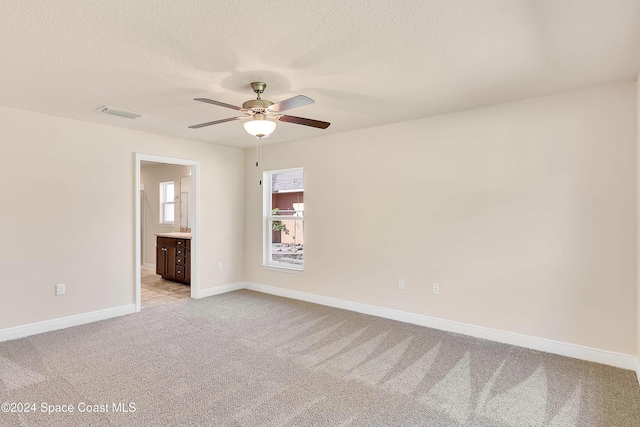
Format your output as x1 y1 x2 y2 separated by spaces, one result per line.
135 154 199 312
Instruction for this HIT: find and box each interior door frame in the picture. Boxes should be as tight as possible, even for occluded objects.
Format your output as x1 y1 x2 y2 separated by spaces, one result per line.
135 153 200 312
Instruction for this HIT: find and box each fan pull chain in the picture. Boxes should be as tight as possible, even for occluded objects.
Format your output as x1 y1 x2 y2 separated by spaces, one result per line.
256 140 262 185
255 139 262 165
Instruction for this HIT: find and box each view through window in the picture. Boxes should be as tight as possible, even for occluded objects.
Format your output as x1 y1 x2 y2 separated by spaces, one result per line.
264 168 304 270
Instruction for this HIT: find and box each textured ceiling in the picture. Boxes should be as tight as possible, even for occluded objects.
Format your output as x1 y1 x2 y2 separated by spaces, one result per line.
1 1 639 148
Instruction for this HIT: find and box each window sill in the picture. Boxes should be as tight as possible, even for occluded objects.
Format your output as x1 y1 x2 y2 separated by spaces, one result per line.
262 264 304 274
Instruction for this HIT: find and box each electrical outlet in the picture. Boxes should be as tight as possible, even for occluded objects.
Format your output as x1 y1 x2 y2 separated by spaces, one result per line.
432 283 440 295
55 283 65 296
218 262 223 271
397 279 404 290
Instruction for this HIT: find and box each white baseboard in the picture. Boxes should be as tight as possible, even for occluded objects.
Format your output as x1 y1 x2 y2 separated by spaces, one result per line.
197 282 245 299
141 263 155 271
244 282 638 372
0 304 136 343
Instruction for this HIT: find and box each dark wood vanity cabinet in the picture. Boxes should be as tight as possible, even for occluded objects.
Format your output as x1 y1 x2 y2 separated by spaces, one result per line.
156 236 191 285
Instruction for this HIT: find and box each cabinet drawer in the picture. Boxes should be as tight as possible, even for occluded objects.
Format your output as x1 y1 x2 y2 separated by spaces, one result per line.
157 237 176 247
176 247 186 256
175 267 186 279
176 239 187 247
176 256 185 265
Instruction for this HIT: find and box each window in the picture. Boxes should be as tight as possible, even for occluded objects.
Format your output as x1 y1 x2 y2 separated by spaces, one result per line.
159 181 175 225
264 168 304 270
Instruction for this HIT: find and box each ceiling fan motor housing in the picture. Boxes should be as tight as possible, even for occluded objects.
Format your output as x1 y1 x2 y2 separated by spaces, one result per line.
242 99 274 112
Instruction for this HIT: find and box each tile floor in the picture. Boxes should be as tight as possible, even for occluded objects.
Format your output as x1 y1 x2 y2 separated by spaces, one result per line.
141 268 190 307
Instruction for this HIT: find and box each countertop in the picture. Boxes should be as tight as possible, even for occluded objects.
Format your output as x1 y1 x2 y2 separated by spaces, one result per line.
155 232 192 239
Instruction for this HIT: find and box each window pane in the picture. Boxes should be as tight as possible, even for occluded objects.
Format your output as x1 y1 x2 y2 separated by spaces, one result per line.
270 219 303 266
166 182 174 200
164 203 174 222
271 170 303 217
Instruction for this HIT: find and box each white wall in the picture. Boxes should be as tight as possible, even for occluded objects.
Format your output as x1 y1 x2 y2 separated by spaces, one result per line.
140 163 191 266
245 82 637 355
637 72 640 363
0 106 245 330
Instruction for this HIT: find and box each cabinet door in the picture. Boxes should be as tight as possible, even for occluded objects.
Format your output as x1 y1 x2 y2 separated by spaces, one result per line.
156 246 166 275
166 247 176 278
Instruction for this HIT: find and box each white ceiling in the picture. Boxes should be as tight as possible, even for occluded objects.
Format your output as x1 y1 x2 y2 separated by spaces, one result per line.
1 1 639 148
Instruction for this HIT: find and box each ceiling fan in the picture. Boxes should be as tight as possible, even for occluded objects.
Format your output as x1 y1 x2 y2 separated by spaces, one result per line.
189 82 330 139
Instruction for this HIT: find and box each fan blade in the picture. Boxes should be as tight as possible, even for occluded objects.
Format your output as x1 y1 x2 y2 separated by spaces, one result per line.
269 95 314 112
278 115 330 129
188 116 244 129
194 98 243 111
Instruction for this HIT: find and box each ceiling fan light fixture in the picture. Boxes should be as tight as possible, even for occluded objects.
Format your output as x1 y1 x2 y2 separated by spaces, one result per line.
243 114 276 139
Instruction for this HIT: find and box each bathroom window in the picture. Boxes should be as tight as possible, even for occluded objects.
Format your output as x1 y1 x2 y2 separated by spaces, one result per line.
160 181 175 225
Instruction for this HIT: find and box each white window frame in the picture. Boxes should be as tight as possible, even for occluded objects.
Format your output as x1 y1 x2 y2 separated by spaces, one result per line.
263 168 304 271
159 181 175 225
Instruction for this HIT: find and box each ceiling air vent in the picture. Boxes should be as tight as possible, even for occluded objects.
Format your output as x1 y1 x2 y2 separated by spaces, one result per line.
98 106 143 119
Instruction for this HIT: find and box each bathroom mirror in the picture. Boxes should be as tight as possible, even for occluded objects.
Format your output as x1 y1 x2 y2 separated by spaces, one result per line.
180 175 192 229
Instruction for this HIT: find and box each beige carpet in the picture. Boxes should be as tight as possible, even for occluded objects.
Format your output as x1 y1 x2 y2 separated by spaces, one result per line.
0 290 638 426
